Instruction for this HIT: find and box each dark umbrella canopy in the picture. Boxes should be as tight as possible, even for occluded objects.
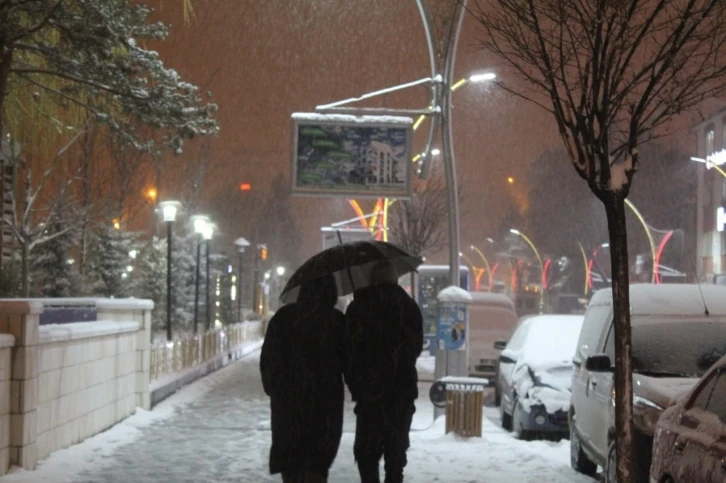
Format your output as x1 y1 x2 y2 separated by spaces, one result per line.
280 241 423 304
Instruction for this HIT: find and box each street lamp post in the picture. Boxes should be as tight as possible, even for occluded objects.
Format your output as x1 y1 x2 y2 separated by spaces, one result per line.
202 223 215 331
510 228 544 313
159 201 181 341
191 215 209 333
470 244 492 290
234 237 250 322
275 265 286 310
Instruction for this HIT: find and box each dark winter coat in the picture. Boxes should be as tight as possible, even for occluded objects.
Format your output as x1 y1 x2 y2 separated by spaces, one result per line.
259 277 345 476
344 283 424 410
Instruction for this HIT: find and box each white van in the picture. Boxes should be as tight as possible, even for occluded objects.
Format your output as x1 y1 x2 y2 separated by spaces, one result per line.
569 284 726 483
468 292 518 379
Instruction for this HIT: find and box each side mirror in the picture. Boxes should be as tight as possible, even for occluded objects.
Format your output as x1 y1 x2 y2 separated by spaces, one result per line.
585 354 613 372
499 352 516 364
493 340 507 350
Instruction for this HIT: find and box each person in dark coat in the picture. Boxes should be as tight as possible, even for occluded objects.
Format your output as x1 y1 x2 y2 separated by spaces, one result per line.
260 274 345 483
344 260 424 483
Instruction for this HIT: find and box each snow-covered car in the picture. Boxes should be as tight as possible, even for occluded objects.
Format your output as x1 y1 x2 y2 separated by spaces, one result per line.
650 354 726 483
570 284 726 483
498 314 585 440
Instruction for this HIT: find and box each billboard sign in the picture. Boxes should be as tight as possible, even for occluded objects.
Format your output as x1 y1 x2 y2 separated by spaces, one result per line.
291 113 413 199
320 227 373 250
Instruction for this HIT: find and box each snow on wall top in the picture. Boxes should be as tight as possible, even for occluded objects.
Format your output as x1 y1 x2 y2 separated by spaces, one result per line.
590 284 726 316
292 112 413 125
40 321 139 344
0 334 14 348
437 286 473 303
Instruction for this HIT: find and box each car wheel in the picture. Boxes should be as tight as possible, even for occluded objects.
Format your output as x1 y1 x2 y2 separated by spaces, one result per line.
513 398 533 441
605 441 617 483
500 398 513 431
570 420 597 477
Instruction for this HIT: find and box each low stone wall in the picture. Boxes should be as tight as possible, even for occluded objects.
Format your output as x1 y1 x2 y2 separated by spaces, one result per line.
0 334 14 476
0 299 153 475
35 322 139 462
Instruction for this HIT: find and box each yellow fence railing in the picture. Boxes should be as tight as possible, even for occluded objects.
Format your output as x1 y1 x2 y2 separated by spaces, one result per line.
150 322 261 382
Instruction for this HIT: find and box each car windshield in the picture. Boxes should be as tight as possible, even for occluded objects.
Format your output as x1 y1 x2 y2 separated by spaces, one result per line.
625 322 726 378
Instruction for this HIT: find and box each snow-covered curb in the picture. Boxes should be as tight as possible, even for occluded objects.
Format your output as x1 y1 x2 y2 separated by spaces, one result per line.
149 338 263 407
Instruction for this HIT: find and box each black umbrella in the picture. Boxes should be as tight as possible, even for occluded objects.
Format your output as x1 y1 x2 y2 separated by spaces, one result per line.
280 240 423 304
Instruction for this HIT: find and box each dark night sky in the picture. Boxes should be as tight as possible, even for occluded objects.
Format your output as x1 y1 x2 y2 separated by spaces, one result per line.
147 0 719 262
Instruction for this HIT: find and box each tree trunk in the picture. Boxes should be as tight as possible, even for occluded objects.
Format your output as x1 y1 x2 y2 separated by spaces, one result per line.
604 193 634 482
20 241 29 297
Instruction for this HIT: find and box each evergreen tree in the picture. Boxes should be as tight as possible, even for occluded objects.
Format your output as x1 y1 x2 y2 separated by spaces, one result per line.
0 0 219 154
30 222 78 297
170 233 196 332
87 222 141 298
137 237 166 334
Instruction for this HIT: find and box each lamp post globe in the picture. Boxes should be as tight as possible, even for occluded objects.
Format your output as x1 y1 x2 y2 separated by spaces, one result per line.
190 215 210 333
158 200 182 341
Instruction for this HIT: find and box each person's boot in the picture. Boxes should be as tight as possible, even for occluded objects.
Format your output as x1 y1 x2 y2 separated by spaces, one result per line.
357 461 381 483
383 469 404 483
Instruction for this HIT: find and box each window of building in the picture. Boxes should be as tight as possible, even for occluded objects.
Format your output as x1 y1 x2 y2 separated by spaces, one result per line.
707 128 715 155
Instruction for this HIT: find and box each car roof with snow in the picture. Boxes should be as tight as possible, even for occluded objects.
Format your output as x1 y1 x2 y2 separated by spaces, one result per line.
508 314 585 365
468 291 515 309
589 284 726 316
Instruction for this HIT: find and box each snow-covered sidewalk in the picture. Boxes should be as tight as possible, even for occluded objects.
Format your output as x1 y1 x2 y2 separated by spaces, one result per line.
1 351 596 483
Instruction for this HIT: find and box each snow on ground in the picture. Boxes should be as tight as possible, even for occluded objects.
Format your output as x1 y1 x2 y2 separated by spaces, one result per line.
1 352 596 483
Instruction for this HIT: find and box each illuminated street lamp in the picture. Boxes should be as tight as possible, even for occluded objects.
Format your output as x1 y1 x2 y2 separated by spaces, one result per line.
191 215 209 333
234 237 250 322
202 223 216 331
158 200 181 341
510 228 544 313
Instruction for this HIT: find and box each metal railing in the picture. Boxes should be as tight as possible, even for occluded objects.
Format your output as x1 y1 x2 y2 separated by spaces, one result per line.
150 322 260 381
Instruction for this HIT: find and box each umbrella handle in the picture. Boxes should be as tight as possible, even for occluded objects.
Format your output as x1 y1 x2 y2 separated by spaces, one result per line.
337 230 356 294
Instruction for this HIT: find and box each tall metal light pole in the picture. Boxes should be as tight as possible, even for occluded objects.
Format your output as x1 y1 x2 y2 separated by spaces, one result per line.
510 228 544 313
275 265 286 310
191 215 209 333
202 223 215 331
159 200 181 341
234 237 250 322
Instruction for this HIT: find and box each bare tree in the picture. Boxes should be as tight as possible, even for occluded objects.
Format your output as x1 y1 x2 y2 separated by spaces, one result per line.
472 0 726 480
5 131 86 296
389 169 448 257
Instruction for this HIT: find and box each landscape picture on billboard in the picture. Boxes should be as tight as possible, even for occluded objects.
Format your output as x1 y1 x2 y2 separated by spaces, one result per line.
291 113 413 199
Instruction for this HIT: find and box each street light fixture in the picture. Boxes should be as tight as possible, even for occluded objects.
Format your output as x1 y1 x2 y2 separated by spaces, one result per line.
202 223 215 331
158 200 181 341
191 215 209 333
510 228 544 313
234 237 250 322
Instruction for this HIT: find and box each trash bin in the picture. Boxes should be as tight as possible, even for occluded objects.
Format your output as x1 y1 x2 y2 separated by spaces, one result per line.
439 376 488 437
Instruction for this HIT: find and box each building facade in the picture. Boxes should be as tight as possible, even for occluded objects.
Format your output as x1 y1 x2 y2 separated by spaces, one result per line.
693 108 726 281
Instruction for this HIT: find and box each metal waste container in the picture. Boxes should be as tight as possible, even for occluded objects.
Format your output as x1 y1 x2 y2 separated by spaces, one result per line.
431 376 488 437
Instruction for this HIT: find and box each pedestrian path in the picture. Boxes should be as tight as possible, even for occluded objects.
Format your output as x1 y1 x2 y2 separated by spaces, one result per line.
1 351 594 483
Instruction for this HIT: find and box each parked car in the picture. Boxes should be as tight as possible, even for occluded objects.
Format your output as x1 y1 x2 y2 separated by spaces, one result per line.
493 314 534 406
468 292 518 380
498 314 585 440
569 284 726 483
650 354 726 483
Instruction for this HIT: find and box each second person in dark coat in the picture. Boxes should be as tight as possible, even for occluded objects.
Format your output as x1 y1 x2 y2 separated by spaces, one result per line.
344 260 424 483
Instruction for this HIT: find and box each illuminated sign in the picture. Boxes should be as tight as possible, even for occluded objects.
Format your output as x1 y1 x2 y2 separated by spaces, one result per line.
718 206 726 232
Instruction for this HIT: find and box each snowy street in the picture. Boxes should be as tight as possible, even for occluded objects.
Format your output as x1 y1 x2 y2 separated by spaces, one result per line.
1 351 596 483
